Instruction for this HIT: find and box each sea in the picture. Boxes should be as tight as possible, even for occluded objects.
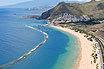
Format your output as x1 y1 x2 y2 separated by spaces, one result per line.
0 8 79 69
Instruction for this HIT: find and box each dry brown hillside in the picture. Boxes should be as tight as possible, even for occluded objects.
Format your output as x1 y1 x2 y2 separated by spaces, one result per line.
40 0 104 19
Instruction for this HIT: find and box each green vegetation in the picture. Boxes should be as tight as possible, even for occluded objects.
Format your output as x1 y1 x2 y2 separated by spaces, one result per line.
40 0 104 20
92 53 98 63
96 63 99 69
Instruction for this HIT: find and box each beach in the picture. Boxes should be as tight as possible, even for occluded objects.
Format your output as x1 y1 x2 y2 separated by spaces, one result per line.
50 25 101 69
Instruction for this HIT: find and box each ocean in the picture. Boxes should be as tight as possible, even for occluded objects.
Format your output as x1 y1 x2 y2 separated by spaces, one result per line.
0 8 79 69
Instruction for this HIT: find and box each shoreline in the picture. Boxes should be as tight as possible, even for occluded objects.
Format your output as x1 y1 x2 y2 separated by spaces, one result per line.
73 36 81 69
49 25 101 69
49 25 82 69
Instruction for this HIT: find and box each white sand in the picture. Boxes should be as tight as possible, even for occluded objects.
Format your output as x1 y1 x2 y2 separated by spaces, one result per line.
50 25 101 69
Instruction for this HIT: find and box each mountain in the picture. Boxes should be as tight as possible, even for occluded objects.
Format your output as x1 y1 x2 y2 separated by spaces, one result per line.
2 0 60 8
39 0 104 19
1 0 85 8
27 6 53 11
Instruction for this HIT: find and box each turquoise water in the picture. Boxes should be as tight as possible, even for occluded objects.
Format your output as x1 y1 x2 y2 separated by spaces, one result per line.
51 28 79 69
0 8 79 69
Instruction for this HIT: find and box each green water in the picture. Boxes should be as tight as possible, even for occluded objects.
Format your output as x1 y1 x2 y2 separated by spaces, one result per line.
53 30 79 69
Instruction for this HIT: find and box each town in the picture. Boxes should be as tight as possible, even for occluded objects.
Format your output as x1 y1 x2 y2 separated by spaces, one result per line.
48 13 91 25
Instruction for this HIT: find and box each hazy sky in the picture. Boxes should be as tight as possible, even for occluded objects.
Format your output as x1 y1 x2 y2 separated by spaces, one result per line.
0 0 32 6
0 0 100 6
61 0 100 2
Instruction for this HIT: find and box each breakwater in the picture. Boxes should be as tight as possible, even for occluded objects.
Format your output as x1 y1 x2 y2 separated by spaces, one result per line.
0 26 48 69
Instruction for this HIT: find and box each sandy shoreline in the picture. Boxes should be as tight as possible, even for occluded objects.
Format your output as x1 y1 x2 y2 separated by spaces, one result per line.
49 25 101 69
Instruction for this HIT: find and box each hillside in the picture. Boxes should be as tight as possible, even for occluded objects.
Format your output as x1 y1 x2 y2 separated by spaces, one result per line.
40 1 104 20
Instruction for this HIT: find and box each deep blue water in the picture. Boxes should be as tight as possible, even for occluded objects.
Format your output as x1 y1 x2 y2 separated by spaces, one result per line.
0 8 78 69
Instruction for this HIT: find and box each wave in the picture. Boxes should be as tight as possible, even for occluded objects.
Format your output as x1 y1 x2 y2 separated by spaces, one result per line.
0 25 48 69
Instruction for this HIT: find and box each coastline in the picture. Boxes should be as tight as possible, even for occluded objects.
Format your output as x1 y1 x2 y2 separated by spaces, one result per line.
73 36 81 69
49 25 101 69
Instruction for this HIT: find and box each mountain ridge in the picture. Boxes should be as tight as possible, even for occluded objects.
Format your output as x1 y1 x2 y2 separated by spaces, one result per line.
0 0 85 8
39 0 104 20
1 0 59 8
